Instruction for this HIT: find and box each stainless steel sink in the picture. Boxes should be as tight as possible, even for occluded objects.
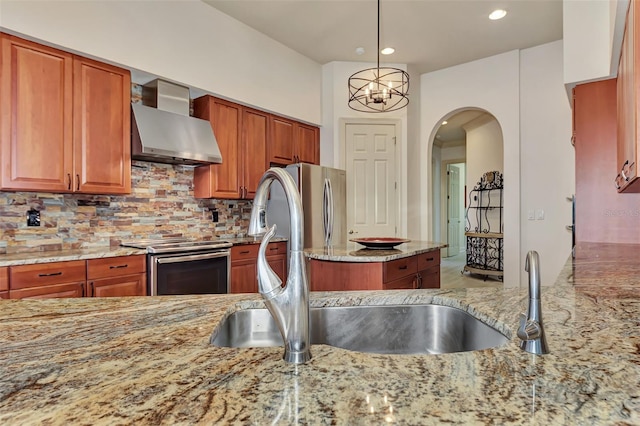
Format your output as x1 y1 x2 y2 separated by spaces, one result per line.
211 304 509 355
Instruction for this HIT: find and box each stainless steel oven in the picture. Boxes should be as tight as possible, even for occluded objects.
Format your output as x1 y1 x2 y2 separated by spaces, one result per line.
121 239 232 296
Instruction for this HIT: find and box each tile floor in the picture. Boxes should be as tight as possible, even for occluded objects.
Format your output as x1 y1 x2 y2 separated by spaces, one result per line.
440 250 503 289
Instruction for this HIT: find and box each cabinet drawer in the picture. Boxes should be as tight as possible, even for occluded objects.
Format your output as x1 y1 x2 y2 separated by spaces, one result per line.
419 266 440 289
417 250 440 271
0 267 8 292
231 244 259 261
383 256 417 283
265 242 287 257
87 255 146 280
383 274 417 290
10 260 86 290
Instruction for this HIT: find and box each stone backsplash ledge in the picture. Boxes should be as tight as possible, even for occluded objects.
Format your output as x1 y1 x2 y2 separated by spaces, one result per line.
0 161 252 254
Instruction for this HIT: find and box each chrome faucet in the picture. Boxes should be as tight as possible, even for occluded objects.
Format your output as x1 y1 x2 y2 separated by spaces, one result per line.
248 167 311 364
517 251 549 355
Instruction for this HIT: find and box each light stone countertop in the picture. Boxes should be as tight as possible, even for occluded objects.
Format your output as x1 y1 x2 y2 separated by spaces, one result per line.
304 240 447 262
0 237 287 267
0 242 639 424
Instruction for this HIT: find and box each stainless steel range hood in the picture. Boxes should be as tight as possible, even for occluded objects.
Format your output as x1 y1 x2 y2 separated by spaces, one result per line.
131 79 222 165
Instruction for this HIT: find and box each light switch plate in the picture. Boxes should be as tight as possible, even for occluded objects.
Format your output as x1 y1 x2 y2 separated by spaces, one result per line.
536 209 545 220
527 210 535 220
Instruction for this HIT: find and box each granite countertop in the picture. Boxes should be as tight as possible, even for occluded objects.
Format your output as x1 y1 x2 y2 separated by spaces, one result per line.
0 237 287 267
304 240 446 262
1 242 639 424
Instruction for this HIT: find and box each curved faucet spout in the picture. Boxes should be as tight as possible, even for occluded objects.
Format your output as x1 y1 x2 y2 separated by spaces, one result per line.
518 250 549 355
249 167 311 364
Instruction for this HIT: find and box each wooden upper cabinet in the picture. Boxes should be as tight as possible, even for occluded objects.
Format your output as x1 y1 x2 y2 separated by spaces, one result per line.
1 34 73 192
193 96 268 199
617 0 640 192
0 33 131 194
193 96 243 198
269 115 295 165
295 123 320 165
241 107 269 198
268 115 319 166
73 57 131 194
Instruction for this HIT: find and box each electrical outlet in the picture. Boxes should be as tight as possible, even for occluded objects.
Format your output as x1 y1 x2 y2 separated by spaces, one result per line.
211 210 219 222
27 209 40 226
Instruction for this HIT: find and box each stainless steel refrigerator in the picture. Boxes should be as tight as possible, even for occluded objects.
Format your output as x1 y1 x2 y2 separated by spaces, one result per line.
267 163 347 248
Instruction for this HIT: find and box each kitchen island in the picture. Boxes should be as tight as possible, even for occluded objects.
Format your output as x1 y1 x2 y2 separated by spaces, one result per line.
305 241 447 290
0 242 639 424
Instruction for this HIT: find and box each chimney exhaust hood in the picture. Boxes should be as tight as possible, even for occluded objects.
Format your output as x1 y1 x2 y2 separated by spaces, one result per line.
131 79 222 165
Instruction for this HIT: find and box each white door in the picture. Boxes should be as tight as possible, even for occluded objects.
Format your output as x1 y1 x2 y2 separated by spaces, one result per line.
345 123 397 238
447 164 462 257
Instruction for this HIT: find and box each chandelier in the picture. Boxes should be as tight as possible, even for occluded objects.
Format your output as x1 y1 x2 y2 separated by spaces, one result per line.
348 0 409 113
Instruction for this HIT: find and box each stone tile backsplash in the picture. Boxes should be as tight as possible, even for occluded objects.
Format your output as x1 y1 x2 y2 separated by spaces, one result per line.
0 161 252 254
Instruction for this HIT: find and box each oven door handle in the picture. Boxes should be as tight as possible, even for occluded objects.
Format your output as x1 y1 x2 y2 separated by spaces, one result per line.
155 251 230 264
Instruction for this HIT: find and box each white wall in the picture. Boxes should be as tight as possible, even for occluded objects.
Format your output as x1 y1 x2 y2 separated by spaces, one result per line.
464 116 503 194
464 118 504 237
419 50 521 287
0 0 322 124
563 0 629 88
520 41 574 288
322 60 409 236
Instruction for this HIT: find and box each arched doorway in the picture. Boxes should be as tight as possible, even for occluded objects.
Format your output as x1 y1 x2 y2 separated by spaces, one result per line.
430 108 504 288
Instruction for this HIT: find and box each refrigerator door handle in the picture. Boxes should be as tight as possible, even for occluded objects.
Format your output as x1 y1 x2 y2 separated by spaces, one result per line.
323 178 334 246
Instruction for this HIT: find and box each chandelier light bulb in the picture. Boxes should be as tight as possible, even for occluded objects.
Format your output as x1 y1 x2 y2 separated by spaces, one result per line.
489 9 507 20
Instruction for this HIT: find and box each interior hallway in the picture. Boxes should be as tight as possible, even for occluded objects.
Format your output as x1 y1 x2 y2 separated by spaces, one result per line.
439 250 503 289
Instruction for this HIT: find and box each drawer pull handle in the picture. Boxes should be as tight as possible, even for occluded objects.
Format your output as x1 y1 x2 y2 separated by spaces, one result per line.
109 264 128 269
38 272 62 277
426 257 434 261
240 250 250 254
398 265 408 270
269 247 278 251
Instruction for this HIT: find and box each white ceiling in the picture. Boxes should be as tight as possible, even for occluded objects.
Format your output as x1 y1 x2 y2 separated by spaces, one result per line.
203 0 563 75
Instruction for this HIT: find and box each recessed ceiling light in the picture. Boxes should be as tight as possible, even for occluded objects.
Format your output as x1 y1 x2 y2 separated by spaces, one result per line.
489 9 507 20
441 120 448 125
355 47 365 55
381 47 395 55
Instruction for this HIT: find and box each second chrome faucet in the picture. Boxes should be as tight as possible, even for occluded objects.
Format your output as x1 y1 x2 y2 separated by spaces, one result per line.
517 250 549 355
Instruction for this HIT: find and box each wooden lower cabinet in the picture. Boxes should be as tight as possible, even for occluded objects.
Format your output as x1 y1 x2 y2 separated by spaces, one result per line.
86 255 146 297
6 255 147 299
10 282 86 299
0 266 8 297
230 242 287 293
309 250 440 291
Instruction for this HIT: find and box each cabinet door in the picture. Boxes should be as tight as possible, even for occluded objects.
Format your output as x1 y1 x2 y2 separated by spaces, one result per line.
0 34 73 191
269 116 295 165
73 56 131 194
88 274 146 297
230 259 258 293
242 108 269 198
295 123 319 165
193 96 242 199
10 282 85 299
418 266 440 289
